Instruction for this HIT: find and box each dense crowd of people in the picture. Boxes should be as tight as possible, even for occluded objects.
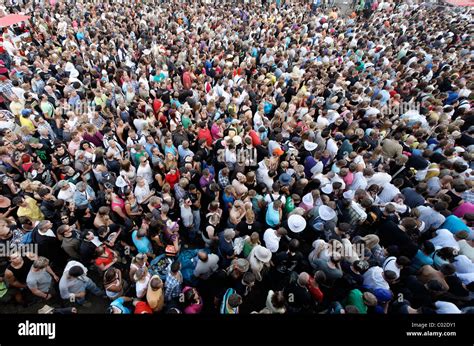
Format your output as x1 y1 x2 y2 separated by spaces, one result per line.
0 0 473 315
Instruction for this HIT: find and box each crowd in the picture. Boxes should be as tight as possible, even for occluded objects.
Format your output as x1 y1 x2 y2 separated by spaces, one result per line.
0 0 473 315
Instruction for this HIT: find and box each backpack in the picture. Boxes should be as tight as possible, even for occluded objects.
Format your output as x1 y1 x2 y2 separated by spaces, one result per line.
21 231 34 244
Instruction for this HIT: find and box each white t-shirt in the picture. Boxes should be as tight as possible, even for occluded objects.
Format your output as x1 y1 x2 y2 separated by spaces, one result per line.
453 255 474 274
57 184 76 203
134 184 151 204
363 266 390 290
136 274 151 298
435 301 461 314
457 272 474 285
431 229 460 251
326 138 338 158
350 172 368 191
367 172 392 187
377 183 400 203
194 254 219 279
458 240 474 261
137 163 153 185
263 229 281 253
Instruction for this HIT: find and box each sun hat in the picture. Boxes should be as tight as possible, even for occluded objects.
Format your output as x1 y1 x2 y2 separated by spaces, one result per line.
321 184 333 194
318 205 336 221
254 245 272 263
343 190 355 200
279 173 292 186
302 193 314 206
288 214 307 233
233 135 242 146
304 141 318 151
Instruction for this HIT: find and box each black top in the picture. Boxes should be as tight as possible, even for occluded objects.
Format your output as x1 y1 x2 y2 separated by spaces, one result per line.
6 257 33 284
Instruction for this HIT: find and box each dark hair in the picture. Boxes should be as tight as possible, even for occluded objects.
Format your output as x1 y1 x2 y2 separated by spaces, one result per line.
422 241 435 254
171 261 181 273
288 239 300 252
383 270 397 281
68 265 84 278
396 256 411 267
439 263 456 276
271 291 286 309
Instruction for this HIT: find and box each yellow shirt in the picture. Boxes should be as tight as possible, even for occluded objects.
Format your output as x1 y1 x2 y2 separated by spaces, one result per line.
17 197 44 221
19 115 36 132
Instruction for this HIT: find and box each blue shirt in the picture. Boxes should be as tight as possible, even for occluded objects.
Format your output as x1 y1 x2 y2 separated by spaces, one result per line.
110 297 131 314
164 145 178 157
266 202 280 227
145 143 159 158
132 230 153 254
441 215 471 236
410 250 434 272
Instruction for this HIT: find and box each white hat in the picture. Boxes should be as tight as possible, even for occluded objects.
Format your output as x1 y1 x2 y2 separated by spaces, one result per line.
233 135 242 146
253 245 272 263
321 184 333 194
288 214 306 233
343 190 355 200
302 193 314 206
319 205 336 221
304 141 318 151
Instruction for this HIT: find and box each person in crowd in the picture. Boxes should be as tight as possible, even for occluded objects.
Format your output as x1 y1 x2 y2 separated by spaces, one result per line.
0 0 472 316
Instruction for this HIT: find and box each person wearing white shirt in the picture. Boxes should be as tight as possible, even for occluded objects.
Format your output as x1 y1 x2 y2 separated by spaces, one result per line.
57 181 76 204
326 138 338 159
362 266 391 291
377 182 401 204
263 228 287 253
458 239 474 261
350 171 368 191
136 157 154 186
430 229 460 251
452 255 474 274
435 301 461 314
367 172 392 187
134 177 154 205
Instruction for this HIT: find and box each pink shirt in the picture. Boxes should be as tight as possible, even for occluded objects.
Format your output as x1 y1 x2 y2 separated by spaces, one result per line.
211 123 221 140
453 202 474 218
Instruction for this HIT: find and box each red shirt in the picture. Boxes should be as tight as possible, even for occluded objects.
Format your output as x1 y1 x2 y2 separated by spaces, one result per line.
198 128 213 146
165 171 180 189
307 277 324 303
182 71 192 90
153 99 163 115
249 130 261 146
134 301 153 314
95 247 114 268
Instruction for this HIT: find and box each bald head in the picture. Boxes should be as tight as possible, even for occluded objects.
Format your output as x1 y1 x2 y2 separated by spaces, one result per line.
198 251 208 262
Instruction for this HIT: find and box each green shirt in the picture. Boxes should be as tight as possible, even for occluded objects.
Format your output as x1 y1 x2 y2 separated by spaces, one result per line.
181 115 192 129
343 289 367 314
